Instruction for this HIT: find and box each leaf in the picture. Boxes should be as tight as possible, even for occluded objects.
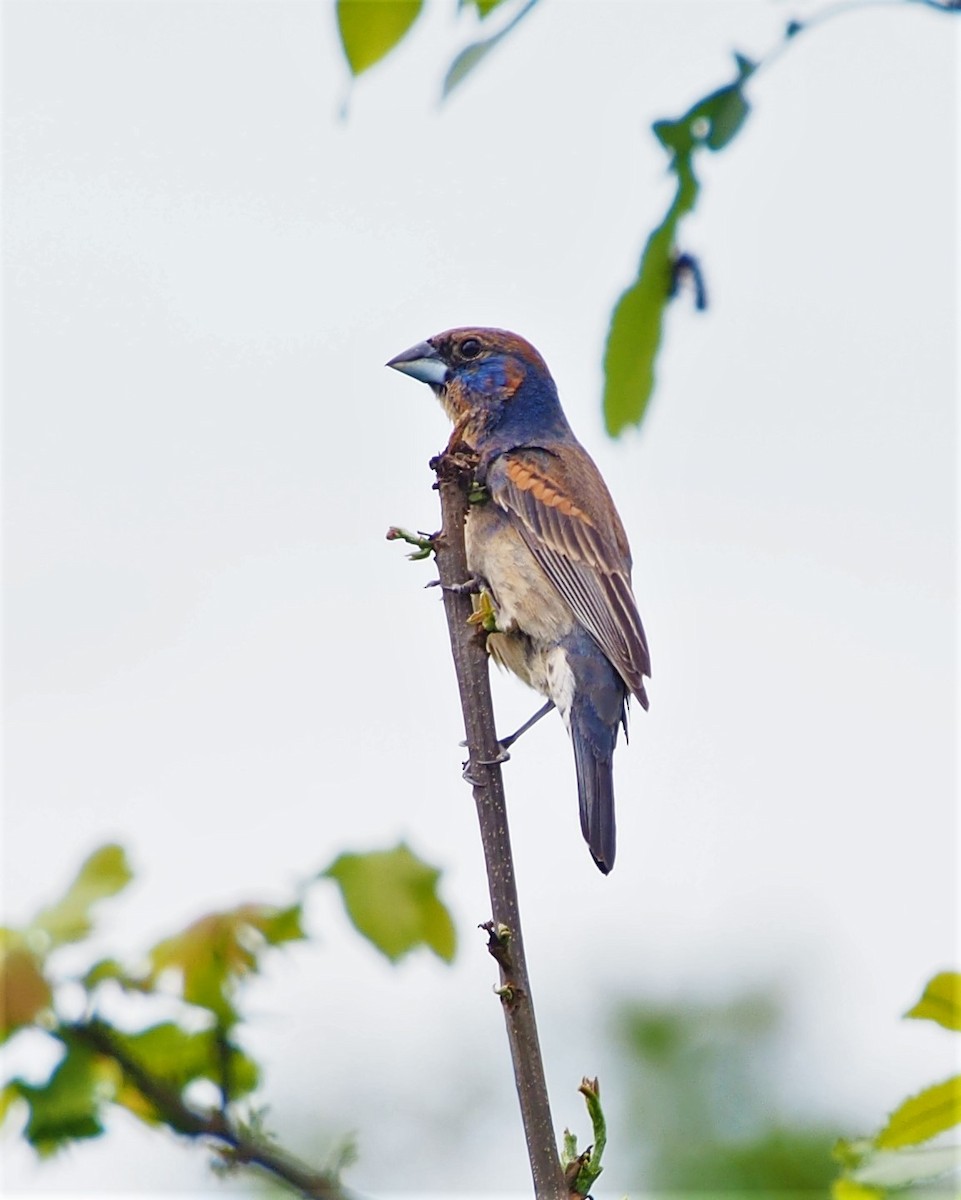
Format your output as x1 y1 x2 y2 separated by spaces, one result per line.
336 0 423 77
652 55 754 158
853 1143 961 1189
253 904 306 947
444 0 537 96
0 946 52 1041
13 1041 104 1154
443 31 504 98
149 903 305 1025
905 971 961 1031
112 1022 259 1109
833 1137 874 1170
697 82 751 152
602 156 699 435
463 0 508 16
31 844 133 948
876 1075 961 1150
0 1082 23 1127
81 957 141 992
832 1180 885 1200
323 844 456 963
605 52 754 436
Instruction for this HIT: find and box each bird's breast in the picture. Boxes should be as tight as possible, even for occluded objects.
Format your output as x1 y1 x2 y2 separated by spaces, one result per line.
464 502 576 644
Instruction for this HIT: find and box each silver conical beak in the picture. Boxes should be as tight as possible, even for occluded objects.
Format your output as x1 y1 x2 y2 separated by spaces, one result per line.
386 340 449 386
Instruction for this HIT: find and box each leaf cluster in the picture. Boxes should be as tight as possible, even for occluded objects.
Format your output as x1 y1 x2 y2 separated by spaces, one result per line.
1 841 455 1194
617 989 839 1195
334 1 961 439
832 972 961 1199
335 0 525 98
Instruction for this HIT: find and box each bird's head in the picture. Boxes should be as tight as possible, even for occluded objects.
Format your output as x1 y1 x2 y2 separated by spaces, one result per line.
387 327 569 447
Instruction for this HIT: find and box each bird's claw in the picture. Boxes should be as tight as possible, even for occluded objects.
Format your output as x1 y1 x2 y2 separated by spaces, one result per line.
461 746 511 784
458 739 512 762
430 574 483 595
476 749 511 765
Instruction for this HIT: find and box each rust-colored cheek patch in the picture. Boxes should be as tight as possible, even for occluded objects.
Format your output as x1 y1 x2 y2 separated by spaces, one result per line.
502 359 526 396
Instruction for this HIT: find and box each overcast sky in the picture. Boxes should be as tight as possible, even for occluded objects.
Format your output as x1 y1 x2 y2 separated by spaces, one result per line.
3 2 957 1196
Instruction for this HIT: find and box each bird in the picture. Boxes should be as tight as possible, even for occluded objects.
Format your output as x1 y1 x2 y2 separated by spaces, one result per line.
387 327 650 873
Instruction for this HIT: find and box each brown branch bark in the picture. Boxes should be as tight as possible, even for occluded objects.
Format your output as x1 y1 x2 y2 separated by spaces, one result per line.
65 1020 352 1200
430 448 569 1200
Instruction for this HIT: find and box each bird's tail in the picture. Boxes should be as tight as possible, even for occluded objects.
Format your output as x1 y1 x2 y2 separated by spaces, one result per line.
565 639 627 874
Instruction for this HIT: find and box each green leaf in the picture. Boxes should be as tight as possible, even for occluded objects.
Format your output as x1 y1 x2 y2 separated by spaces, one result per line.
833 1180 885 1200
149 903 305 1025
0 946 52 1041
323 844 456 963
905 971 961 1031
464 0 508 16
113 1022 259 1104
833 1137 874 1170
0 1082 23 1127
31 844 133 948
336 0 423 76
81 957 140 992
876 1075 961 1150
652 55 754 159
696 82 751 152
602 156 699 435
571 1076 606 1194
606 53 754 436
252 904 306 947
13 1041 104 1154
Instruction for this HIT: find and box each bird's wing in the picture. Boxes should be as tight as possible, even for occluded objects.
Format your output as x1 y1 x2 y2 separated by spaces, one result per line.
488 447 650 706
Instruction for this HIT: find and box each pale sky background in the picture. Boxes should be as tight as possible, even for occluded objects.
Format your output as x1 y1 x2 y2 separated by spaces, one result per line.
2 1 958 1197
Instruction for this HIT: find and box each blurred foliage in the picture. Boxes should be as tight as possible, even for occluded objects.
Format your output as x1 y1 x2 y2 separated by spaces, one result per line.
833 972 960 1199
1 841 455 1194
602 53 753 436
335 0 961 436
612 979 960 1199
322 842 456 963
336 0 425 76
442 0 537 98
614 989 840 1197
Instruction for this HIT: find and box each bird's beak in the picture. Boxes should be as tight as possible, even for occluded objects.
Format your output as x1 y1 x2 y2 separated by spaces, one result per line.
385 340 449 387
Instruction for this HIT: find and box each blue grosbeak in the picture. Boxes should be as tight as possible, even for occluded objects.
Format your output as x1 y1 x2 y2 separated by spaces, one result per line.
387 327 650 873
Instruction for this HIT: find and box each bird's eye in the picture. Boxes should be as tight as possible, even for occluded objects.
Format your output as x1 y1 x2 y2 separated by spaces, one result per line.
459 337 482 359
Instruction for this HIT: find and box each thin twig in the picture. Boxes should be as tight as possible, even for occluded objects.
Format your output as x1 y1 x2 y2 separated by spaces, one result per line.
754 0 959 80
64 1020 352 1200
430 447 569 1200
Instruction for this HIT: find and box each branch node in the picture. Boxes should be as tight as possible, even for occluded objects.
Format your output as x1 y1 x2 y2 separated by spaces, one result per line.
493 981 519 1005
480 919 514 972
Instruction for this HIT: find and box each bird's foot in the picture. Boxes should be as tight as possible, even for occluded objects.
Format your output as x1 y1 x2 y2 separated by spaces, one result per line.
425 574 484 595
458 738 512 762
461 746 511 784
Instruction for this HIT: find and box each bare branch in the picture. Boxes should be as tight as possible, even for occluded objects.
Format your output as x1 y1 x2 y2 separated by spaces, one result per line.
65 1020 352 1200
430 446 569 1200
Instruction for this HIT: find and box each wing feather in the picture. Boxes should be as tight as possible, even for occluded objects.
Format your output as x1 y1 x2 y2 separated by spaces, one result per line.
489 448 651 706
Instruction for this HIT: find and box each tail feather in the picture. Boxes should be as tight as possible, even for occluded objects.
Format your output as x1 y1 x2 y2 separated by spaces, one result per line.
571 724 617 873
564 634 628 874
